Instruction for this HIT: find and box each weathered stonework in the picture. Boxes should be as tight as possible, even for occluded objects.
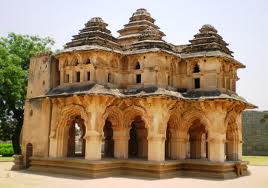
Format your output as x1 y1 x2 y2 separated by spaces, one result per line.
21 8 255 179
243 111 268 156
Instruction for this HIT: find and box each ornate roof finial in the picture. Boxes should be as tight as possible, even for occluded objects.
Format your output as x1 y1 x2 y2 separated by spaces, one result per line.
199 24 218 33
132 8 151 17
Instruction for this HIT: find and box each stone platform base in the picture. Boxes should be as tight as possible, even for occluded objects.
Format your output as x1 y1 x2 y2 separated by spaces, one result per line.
29 157 249 179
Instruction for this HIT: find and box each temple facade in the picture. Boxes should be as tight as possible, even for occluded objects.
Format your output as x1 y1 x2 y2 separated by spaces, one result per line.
21 8 255 178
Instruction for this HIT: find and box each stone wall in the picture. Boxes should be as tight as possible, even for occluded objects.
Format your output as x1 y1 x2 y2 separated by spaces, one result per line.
242 110 268 156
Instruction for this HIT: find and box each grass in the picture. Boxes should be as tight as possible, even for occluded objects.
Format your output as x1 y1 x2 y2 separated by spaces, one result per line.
243 156 268 166
0 156 13 162
0 156 267 165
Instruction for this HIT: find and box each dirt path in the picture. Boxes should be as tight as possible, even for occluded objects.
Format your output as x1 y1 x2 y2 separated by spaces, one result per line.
1 162 268 188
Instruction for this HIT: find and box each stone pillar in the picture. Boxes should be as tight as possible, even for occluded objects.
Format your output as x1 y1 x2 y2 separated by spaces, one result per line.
201 134 206 158
137 128 148 158
148 135 165 161
69 71 73 83
171 132 188 159
84 130 102 160
238 140 243 161
226 139 236 160
190 138 202 159
113 130 129 159
60 71 64 85
208 133 225 162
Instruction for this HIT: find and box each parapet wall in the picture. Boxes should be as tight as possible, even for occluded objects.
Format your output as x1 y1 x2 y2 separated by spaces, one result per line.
242 110 268 156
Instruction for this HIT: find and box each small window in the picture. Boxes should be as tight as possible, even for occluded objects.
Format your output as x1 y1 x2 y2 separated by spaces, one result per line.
87 72 90 81
194 78 200 89
136 74 141 84
86 59 91 64
135 62 140 70
108 73 111 83
167 76 170 85
193 64 200 73
65 74 70 83
76 72 80 82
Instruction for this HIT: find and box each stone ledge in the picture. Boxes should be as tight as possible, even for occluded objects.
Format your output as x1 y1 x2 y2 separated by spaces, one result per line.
28 157 249 179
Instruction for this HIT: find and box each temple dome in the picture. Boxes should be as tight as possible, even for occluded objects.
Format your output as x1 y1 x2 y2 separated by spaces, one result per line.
117 8 165 46
182 24 233 56
65 17 120 50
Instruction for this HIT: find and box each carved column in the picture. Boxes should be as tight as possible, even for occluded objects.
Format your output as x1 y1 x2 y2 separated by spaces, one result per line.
84 130 102 160
238 140 243 160
208 133 225 162
113 129 129 159
171 131 188 159
201 134 207 158
148 134 165 161
60 70 64 85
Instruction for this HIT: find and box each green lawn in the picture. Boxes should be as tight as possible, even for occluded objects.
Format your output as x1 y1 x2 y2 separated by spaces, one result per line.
243 156 268 166
0 157 13 162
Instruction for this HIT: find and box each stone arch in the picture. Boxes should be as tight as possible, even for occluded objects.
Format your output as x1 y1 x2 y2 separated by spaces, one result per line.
54 104 90 158
100 106 124 158
135 62 141 69
123 106 149 159
165 112 180 159
63 59 68 68
180 110 211 159
100 106 123 132
224 111 240 161
70 53 82 66
180 110 211 132
193 63 201 73
123 106 150 129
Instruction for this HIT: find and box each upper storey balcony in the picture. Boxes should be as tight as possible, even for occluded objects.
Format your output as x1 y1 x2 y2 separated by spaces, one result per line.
45 8 245 97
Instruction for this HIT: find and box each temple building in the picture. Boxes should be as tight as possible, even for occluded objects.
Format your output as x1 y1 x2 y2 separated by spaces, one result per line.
21 8 255 178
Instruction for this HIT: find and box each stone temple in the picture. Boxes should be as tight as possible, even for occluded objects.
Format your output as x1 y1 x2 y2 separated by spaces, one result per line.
20 8 255 178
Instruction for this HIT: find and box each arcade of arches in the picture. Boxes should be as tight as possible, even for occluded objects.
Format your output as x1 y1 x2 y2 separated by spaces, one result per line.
45 97 244 163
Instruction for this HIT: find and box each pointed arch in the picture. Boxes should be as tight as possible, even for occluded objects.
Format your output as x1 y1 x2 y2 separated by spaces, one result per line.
53 104 90 158
224 111 240 161
123 105 150 129
135 62 141 69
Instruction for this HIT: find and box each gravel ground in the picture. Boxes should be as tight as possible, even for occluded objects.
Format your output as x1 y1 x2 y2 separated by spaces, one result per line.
0 162 268 188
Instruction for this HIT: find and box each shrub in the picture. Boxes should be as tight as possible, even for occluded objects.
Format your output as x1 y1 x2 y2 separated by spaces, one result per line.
0 144 14 157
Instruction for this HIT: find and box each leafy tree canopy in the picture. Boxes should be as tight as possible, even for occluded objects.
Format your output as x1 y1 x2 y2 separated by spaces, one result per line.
0 33 54 153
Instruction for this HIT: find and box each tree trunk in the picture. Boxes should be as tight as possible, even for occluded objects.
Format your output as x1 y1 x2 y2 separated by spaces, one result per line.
12 109 23 154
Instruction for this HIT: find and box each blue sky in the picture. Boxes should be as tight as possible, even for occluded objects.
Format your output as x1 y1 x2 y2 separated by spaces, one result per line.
1 0 267 110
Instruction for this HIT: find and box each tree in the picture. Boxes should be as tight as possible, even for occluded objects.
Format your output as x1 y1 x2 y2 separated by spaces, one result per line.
0 33 54 154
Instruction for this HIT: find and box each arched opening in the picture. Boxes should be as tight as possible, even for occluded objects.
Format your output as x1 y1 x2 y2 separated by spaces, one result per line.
193 64 200 73
187 119 208 159
225 122 239 161
25 143 33 168
102 120 114 158
135 62 140 69
86 58 91 64
165 124 172 159
128 116 148 159
67 116 86 158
